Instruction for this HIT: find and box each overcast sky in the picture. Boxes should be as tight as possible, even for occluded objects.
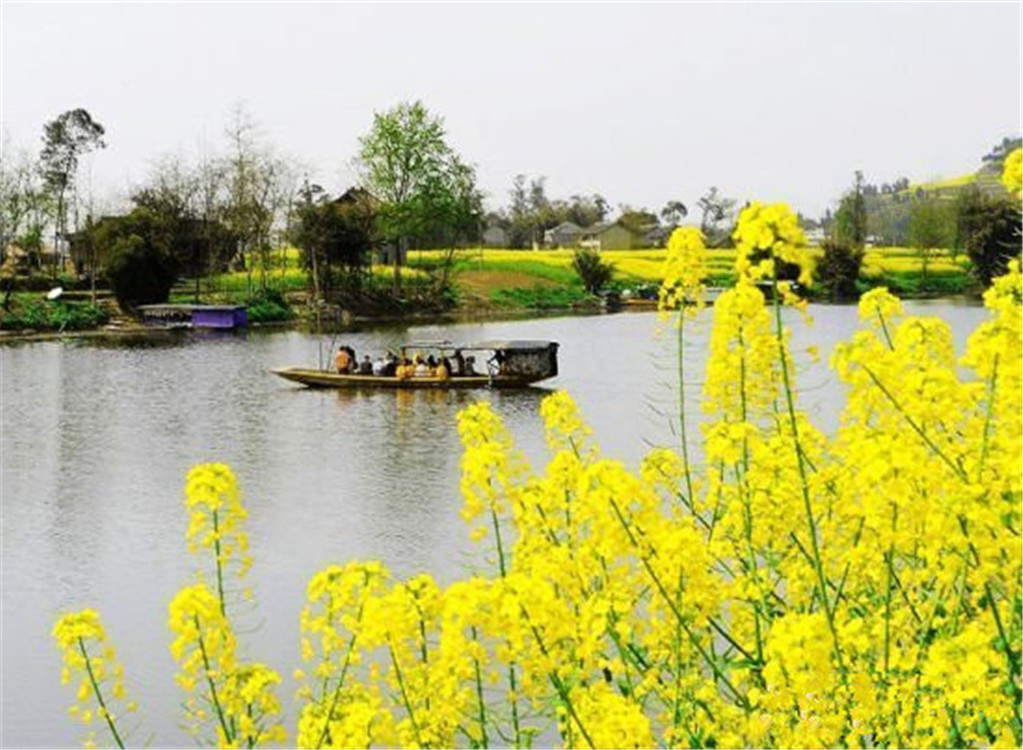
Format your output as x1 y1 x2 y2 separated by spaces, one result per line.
2 2 1020 217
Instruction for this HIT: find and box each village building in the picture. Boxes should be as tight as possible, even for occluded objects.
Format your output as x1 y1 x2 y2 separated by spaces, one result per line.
543 221 582 248
578 221 641 251
482 224 508 248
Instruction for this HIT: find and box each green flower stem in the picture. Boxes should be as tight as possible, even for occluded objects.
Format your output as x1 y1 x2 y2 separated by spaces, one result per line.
388 642 425 748
212 509 227 619
77 638 125 749
194 616 233 746
519 610 596 749
470 626 490 749
489 505 522 748
770 279 845 672
675 315 696 505
315 630 358 749
609 497 750 712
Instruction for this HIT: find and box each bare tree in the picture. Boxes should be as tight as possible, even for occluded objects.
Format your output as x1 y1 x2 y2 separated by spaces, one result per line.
222 103 297 293
1 136 50 267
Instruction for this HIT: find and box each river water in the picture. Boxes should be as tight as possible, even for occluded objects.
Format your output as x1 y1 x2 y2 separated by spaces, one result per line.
0 301 987 747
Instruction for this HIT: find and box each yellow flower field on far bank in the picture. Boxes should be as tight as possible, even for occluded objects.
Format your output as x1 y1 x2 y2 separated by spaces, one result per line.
410 246 971 284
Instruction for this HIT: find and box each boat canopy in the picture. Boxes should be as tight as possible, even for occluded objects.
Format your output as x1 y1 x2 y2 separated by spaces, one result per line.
399 340 559 379
401 340 558 352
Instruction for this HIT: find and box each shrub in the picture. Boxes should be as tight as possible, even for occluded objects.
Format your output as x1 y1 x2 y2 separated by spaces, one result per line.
245 287 293 323
0 301 108 331
571 248 614 294
815 239 864 300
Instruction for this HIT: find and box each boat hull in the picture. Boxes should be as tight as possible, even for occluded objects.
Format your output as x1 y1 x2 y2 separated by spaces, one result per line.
272 368 548 389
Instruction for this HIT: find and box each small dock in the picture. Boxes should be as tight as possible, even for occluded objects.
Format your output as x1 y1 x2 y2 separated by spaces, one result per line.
137 304 247 330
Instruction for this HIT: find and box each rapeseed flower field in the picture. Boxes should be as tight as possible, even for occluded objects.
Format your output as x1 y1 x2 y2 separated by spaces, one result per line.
54 195 1021 748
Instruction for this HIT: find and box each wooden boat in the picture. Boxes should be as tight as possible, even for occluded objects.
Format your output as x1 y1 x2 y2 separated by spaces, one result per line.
273 340 559 389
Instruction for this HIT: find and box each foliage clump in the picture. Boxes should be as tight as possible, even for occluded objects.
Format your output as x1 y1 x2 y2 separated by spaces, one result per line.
0 300 108 331
815 239 864 300
245 287 292 323
571 248 614 294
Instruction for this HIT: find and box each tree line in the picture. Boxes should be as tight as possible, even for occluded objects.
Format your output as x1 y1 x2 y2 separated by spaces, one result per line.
817 164 1020 299
1 104 1019 312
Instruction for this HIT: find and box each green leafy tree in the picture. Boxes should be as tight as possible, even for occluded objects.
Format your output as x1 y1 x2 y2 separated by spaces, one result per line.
290 184 377 302
357 101 481 293
908 199 955 290
39 109 106 276
832 171 868 248
955 186 1021 287
99 208 181 310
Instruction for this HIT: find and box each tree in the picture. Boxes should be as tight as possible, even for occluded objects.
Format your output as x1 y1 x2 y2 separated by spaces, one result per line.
908 199 955 290
131 164 237 285
222 104 296 294
955 186 1021 287
99 208 181 310
357 101 480 293
696 187 736 247
617 206 659 236
660 200 688 229
815 239 864 301
39 109 106 277
290 185 378 303
564 194 608 229
0 137 51 270
832 171 868 248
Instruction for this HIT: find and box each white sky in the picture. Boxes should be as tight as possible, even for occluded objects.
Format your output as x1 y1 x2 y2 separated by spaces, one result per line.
1 1 1020 217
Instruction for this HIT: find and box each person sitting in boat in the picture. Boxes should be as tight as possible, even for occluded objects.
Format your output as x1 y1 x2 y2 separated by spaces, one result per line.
414 355 430 378
435 357 450 380
452 351 465 376
382 352 398 377
488 350 506 375
396 357 412 380
372 355 387 376
464 355 477 376
335 346 355 374
358 355 373 375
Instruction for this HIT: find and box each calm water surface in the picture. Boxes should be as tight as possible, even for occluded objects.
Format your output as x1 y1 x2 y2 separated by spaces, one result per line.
1 302 986 747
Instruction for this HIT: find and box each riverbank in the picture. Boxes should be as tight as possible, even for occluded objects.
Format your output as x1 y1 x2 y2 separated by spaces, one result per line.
0 301 614 344
0 245 980 341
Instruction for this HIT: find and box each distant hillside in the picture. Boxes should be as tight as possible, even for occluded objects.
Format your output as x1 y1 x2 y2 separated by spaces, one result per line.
862 136 1019 244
